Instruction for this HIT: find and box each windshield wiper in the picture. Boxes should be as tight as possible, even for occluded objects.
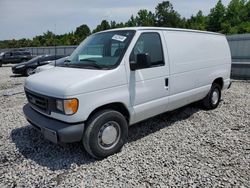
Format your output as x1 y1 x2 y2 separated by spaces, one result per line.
79 59 105 69
61 59 108 69
79 59 96 63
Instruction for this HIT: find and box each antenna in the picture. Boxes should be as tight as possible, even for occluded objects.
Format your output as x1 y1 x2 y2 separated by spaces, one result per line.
54 23 57 67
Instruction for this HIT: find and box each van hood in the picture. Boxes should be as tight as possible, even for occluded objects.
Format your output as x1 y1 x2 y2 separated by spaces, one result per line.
25 66 126 98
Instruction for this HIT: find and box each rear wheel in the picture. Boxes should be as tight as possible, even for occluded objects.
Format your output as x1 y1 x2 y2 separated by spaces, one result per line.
83 110 128 159
202 83 221 110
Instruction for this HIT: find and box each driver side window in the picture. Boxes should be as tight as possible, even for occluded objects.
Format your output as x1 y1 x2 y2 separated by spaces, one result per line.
5 52 12 57
130 32 164 67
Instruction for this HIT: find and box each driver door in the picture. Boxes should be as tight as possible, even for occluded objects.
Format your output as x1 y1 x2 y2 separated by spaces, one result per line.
126 31 170 123
3 52 13 63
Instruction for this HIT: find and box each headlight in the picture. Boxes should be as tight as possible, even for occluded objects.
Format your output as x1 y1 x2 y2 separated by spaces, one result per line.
16 65 25 69
56 98 78 115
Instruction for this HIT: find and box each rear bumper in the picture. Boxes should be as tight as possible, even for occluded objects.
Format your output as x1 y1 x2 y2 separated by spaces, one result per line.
23 104 84 143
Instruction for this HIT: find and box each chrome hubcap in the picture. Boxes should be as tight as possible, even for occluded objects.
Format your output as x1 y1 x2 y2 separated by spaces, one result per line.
27 69 33 76
211 89 219 105
98 121 121 150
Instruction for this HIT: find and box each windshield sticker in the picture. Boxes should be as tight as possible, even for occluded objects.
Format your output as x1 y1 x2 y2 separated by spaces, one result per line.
112 35 127 42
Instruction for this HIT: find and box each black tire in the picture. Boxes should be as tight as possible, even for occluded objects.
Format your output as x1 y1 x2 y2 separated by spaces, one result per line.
26 68 34 76
0 62 2 67
83 110 128 159
202 83 221 110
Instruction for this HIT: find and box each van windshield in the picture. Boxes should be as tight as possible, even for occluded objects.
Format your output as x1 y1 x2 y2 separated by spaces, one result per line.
64 30 135 69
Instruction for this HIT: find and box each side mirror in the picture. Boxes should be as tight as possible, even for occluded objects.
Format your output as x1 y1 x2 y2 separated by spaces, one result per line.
130 53 151 71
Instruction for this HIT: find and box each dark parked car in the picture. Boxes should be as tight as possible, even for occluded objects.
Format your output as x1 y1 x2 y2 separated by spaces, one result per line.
35 56 69 73
0 50 32 66
12 54 65 76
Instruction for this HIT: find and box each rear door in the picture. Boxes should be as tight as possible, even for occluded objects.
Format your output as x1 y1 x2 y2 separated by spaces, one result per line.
12 52 22 63
3 52 14 63
125 31 170 123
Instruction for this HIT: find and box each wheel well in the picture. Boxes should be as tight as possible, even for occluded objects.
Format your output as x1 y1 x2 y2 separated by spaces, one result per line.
213 78 223 89
87 103 130 123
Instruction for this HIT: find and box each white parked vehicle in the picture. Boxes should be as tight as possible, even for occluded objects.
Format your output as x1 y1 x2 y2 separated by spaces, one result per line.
23 27 231 158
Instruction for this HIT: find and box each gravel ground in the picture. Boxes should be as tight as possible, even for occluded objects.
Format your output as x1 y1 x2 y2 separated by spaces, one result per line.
0 64 249 187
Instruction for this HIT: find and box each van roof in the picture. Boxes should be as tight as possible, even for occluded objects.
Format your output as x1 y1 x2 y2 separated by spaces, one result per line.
98 27 224 36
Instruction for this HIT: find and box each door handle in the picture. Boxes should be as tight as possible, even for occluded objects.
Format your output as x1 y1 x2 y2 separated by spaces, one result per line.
165 78 168 87
164 78 169 90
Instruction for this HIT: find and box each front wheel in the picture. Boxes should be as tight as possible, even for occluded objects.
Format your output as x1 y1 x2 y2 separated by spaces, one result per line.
202 83 221 110
83 110 128 159
26 68 34 76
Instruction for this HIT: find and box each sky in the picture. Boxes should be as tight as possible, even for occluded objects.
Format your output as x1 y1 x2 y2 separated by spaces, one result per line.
0 0 231 40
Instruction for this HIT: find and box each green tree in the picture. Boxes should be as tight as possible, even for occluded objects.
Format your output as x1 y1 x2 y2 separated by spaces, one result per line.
114 22 125 29
222 0 250 34
246 0 250 20
186 10 207 30
226 0 247 26
68 32 78 45
110 21 117 29
134 9 155 26
207 0 226 32
93 20 110 33
221 21 232 34
237 21 250 34
32 35 45 46
110 21 124 29
155 1 182 27
75 24 91 43
125 15 137 27
42 31 56 46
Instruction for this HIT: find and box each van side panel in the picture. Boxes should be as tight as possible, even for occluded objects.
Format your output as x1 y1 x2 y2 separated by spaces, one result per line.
163 31 231 111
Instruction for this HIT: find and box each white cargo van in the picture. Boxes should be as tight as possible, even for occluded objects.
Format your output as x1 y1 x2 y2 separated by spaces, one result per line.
23 27 231 158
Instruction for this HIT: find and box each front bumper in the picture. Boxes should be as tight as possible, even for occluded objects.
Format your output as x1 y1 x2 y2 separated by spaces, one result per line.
23 104 84 143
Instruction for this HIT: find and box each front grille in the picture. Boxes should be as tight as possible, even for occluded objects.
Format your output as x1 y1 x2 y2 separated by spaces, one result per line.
25 90 49 114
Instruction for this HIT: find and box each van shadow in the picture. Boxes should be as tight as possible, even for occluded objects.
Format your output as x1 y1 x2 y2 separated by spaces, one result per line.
11 103 201 171
11 126 95 171
10 74 26 78
127 103 201 143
